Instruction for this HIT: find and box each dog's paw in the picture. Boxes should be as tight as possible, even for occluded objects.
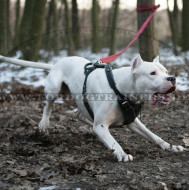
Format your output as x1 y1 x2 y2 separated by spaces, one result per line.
116 152 133 162
38 119 49 133
168 145 186 152
160 142 186 152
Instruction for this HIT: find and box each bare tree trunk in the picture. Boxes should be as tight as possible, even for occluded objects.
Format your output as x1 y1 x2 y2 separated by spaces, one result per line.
167 0 180 55
45 0 59 55
106 6 114 46
44 1 51 52
92 0 100 53
137 0 159 61
72 0 80 49
6 0 11 51
13 0 20 50
21 0 46 61
58 4 64 50
63 0 74 56
0 0 7 54
173 0 181 46
109 0 119 55
50 0 59 55
182 0 189 51
19 0 35 52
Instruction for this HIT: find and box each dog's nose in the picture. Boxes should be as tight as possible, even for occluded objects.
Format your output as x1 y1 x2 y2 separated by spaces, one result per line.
167 77 176 84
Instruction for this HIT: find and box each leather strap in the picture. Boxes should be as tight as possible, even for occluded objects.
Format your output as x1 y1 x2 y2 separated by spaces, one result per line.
105 65 144 125
105 66 125 101
82 63 107 119
82 63 96 119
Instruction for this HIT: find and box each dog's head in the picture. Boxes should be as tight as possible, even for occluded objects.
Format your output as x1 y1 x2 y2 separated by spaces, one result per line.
131 55 176 105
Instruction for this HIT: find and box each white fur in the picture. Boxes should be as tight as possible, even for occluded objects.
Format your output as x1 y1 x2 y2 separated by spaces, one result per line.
0 54 186 162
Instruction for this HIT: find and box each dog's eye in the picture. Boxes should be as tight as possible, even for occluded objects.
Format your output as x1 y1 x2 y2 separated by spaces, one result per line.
150 71 156 75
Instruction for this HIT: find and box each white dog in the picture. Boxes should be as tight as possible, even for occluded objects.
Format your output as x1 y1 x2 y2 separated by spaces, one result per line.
0 54 186 162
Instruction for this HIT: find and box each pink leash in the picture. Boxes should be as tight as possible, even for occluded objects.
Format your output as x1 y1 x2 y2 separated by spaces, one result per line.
100 4 160 63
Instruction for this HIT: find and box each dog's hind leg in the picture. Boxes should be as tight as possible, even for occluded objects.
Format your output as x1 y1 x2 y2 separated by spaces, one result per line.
39 69 64 133
76 109 93 126
39 99 55 133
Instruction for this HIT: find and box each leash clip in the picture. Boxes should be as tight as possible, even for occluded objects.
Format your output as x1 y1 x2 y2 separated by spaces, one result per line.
93 60 102 66
93 60 107 68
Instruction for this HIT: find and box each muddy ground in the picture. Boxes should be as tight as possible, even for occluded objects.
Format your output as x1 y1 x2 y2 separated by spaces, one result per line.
0 83 189 190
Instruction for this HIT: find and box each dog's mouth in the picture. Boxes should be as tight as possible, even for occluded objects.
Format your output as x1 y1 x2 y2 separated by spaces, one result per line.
151 86 176 105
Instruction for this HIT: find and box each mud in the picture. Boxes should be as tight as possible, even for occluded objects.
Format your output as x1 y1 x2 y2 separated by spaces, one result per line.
0 83 189 190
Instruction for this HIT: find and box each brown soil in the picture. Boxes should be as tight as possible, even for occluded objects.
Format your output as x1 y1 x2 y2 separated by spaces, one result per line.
0 83 189 190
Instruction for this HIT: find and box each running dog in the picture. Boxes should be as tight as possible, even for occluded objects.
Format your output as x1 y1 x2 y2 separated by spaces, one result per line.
0 55 186 162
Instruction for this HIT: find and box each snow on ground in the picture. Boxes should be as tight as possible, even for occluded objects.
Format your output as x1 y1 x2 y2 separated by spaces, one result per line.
176 72 189 91
0 48 189 92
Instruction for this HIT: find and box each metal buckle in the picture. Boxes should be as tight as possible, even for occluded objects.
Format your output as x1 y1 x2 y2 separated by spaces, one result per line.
93 60 106 68
122 100 132 111
93 60 102 65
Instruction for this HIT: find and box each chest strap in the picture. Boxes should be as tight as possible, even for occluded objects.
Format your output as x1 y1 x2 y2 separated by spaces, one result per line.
82 62 106 119
105 66 144 125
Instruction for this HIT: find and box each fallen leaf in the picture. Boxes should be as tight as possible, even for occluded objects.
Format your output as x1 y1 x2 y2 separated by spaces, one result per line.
12 169 27 177
40 163 51 171
6 160 15 165
4 173 15 181
182 138 189 147
28 118 37 127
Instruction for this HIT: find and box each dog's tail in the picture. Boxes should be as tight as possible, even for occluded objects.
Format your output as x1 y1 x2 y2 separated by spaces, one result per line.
0 55 53 70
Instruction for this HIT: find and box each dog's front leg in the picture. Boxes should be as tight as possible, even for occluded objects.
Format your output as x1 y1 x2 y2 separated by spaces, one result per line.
93 124 133 162
128 118 185 152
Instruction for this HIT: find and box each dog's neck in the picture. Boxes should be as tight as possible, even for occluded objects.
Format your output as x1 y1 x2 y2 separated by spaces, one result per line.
112 67 142 102
113 67 135 93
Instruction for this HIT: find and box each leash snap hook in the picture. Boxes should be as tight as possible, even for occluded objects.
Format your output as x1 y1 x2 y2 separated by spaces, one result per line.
93 60 102 66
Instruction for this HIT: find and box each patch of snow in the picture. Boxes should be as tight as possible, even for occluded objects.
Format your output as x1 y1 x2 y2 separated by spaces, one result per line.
47 50 68 64
66 108 78 114
176 72 189 91
13 50 23 59
160 48 189 66
54 97 64 104
160 49 184 65
0 65 47 88
39 186 58 190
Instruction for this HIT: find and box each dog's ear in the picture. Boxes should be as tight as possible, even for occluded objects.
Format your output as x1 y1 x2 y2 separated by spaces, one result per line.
132 54 143 71
153 56 159 62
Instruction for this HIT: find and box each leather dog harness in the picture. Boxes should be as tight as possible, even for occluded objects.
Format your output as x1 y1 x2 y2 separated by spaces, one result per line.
82 62 144 125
